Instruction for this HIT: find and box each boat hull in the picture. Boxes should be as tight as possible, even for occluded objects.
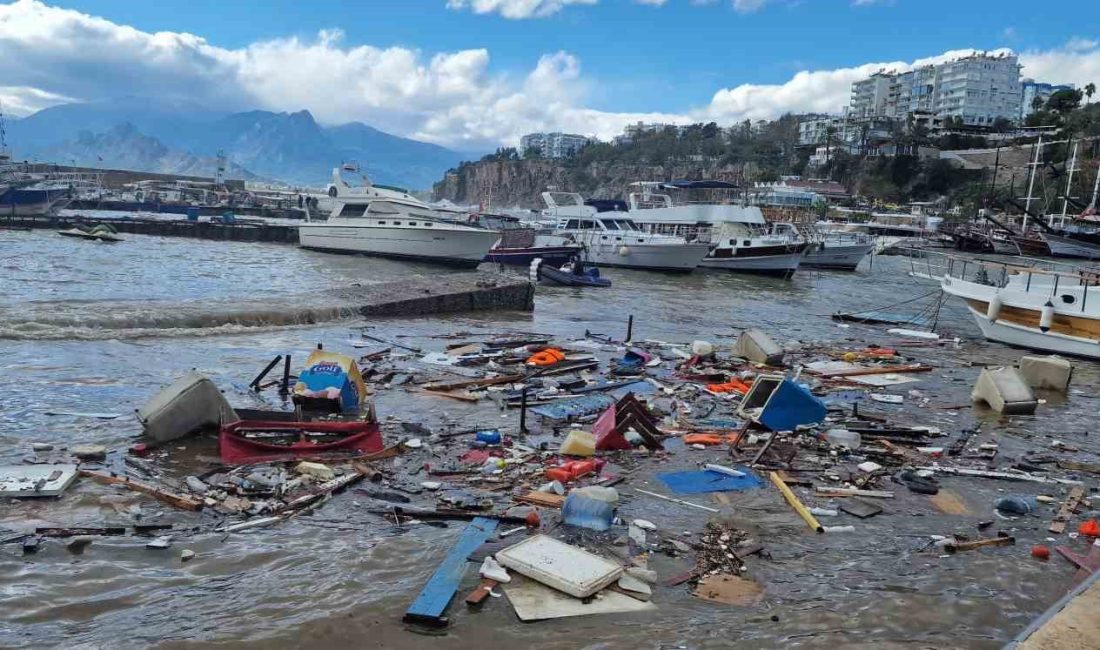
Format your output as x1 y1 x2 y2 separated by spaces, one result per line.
699 250 804 278
0 188 70 216
485 245 580 267
803 243 873 271
1043 233 1100 260
1011 234 1052 256
298 223 499 268
584 242 710 272
961 300 1100 359
219 420 383 464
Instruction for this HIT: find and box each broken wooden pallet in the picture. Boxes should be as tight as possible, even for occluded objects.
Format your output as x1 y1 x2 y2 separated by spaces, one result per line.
1050 486 1087 534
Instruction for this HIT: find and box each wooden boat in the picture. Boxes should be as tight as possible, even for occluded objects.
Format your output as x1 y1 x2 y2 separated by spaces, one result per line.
219 419 383 464
530 258 611 287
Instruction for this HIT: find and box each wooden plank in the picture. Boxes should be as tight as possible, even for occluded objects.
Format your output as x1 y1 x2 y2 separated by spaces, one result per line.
413 387 479 403
839 498 883 519
464 578 499 606
514 491 565 508
1050 486 1087 534
78 470 203 511
811 365 932 379
814 487 895 499
403 516 498 628
422 374 525 393
944 536 1015 553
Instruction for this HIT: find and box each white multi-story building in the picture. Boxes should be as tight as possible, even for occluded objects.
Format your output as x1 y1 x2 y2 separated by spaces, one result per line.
798 115 845 146
520 132 591 159
1020 79 1075 119
848 52 1023 127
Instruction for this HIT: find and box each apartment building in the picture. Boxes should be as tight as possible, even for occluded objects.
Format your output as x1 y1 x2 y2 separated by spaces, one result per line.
520 132 591 159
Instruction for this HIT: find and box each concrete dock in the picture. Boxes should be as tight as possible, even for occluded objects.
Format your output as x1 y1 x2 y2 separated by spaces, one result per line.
1007 568 1100 649
4 213 300 243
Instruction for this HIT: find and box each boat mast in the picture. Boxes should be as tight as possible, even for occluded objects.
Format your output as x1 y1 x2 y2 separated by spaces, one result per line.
1022 134 1043 231
0 98 9 160
1087 160 1100 215
1058 141 1078 227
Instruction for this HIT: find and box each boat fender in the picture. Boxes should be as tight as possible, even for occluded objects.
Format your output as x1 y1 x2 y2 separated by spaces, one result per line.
529 258 542 283
986 295 1002 322
618 246 631 256
328 186 338 198
1039 301 1054 333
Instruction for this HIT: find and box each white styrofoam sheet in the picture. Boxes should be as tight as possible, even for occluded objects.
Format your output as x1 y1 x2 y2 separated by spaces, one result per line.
503 575 656 621
806 361 920 386
0 464 78 497
496 535 623 598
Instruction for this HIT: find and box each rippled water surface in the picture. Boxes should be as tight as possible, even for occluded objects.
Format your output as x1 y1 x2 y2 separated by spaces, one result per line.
2 229 1098 649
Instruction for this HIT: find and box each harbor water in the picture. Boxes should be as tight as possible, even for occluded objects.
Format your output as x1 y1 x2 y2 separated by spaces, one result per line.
2 229 1099 648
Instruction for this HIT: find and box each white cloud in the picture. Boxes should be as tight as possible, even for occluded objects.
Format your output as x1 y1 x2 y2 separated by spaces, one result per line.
445 0 596 19
732 0 768 12
2 1 1100 152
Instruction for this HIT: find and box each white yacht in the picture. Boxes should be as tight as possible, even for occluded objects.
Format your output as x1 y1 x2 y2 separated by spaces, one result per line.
622 181 808 278
297 168 500 268
540 191 710 272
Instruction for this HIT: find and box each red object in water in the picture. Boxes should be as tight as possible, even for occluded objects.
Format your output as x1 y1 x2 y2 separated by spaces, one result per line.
1031 545 1051 560
544 459 599 483
219 420 383 464
1079 519 1100 537
129 443 150 456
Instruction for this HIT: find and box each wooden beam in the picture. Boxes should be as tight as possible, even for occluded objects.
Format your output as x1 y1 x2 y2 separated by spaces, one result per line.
422 374 526 393
78 470 203 511
811 365 932 378
1050 486 1087 534
404 516 498 628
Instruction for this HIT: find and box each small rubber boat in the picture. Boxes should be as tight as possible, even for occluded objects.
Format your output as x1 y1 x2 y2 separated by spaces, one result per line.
219 419 384 464
57 224 123 242
530 258 611 287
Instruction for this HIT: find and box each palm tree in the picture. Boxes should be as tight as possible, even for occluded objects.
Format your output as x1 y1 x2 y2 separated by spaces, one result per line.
1086 82 1097 106
1031 95 1045 112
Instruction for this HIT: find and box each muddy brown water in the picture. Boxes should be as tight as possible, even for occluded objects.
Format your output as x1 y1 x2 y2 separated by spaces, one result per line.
2 229 1100 649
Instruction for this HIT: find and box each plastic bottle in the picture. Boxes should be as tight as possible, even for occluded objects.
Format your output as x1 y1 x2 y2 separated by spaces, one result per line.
560 430 596 457
544 459 599 483
822 429 861 450
562 491 615 531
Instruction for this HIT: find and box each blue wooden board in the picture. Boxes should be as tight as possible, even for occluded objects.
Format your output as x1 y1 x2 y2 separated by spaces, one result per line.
657 468 762 494
403 516 498 627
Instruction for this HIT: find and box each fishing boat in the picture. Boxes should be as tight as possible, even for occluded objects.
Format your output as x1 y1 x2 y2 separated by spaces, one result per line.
913 251 1100 359
483 226 582 267
529 257 611 287
797 230 873 271
540 191 710 272
617 181 808 277
297 167 500 268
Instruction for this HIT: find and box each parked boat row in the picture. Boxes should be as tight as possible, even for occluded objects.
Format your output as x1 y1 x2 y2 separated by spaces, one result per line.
295 168 880 276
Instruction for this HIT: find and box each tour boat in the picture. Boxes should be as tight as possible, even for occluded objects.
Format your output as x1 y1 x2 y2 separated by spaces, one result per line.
801 231 874 271
914 251 1100 359
540 191 710 272
618 181 808 278
297 168 500 268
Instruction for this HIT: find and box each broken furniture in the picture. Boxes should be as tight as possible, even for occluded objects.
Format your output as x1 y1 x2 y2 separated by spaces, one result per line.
137 372 238 442
737 375 826 432
971 366 1038 415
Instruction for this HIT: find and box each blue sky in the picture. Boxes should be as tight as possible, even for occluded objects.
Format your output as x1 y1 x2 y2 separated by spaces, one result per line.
1 0 1098 147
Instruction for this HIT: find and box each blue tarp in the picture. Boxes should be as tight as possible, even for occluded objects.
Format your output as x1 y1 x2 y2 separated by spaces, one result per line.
657 468 762 494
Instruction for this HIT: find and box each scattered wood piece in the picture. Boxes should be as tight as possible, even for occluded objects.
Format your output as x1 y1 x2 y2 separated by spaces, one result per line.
1057 460 1100 475
944 536 1015 553
929 490 971 516
633 488 719 513
769 472 823 533
404 517 498 628
917 466 1081 486
413 388 479 403
839 498 883 519
692 574 764 606
1056 546 1100 572
464 578 499 606
78 470 203 511
423 374 525 393
514 492 565 509
774 470 812 487
810 364 932 379
1050 486 1087 534
814 487 895 499
664 566 704 587
35 526 126 538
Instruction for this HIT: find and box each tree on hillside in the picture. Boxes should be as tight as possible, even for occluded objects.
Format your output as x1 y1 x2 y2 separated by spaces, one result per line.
1086 83 1096 105
1031 96 1045 112
991 116 1013 133
1047 88 1083 114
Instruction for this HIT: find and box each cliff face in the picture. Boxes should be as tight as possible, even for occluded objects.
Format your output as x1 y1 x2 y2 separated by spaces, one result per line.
433 158 749 209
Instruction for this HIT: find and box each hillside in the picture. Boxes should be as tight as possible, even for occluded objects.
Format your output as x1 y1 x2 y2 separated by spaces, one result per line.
6 98 468 188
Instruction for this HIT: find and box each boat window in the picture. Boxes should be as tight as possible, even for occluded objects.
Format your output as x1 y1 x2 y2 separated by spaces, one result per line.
393 221 402 226
408 222 417 226
601 219 619 230
338 204 368 217
743 240 751 246
424 222 432 227
619 220 639 231
565 219 580 230
377 220 386 225
729 239 736 246
1062 294 1076 305
578 220 596 230
602 236 608 240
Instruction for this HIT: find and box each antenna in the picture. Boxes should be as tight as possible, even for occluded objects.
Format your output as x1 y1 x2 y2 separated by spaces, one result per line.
0 98 9 158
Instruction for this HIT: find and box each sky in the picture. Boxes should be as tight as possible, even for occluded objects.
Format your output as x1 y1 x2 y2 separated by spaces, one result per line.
0 0 1098 150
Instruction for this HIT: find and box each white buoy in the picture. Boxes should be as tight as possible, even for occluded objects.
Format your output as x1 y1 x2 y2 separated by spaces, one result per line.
618 246 631 256
1039 301 1054 333
986 295 1002 321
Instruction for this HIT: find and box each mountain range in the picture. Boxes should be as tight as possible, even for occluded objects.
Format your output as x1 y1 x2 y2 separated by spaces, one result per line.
4 97 471 188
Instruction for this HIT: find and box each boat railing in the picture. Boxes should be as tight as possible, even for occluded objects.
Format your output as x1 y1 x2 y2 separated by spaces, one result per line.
909 249 1100 292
